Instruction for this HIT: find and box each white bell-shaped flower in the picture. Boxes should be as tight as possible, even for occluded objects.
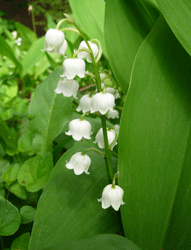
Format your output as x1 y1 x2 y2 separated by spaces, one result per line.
91 92 115 115
94 128 117 149
76 94 92 113
77 41 98 63
66 152 91 175
43 29 67 54
57 39 68 56
107 110 119 119
65 119 92 141
98 184 125 211
106 87 120 99
61 58 86 79
54 78 79 98
114 124 120 133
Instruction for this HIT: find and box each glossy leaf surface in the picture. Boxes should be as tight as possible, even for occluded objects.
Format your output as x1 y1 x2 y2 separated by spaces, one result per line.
29 144 119 250
42 234 141 250
156 0 191 56
19 68 72 155
104 0 159 93
69 0 107 56
119 16 191 249
0 196 20 236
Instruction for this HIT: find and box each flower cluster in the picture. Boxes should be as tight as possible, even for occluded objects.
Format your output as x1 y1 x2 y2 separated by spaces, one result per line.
42 16 124 211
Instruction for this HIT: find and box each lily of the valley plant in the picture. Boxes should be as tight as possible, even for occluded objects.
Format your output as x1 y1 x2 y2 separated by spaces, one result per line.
43 14 124 211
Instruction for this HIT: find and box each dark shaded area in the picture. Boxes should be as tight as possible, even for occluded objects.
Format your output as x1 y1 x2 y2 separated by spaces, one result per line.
0 0 71 37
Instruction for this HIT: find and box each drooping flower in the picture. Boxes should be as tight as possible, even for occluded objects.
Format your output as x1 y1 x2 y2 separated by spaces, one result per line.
77 41 98 63
61 58 86 79
65 119 92 141
91 92 115 115
94 128 117 149
106 87 120 99
76 94 92 113
42 29 67 55
107 110 119 119
54 78 79 98
114 124 120 133
98 184 125 211
66 152 91 175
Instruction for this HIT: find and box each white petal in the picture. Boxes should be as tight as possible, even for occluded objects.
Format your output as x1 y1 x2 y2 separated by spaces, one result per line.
77 41 98 63
54 78 79 98
44 29 65 53
76 94 92 113
58 40 68 56
91 92 115 115
107 110 119 119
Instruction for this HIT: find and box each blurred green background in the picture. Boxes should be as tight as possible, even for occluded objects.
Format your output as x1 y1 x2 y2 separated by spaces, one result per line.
0 0 71 36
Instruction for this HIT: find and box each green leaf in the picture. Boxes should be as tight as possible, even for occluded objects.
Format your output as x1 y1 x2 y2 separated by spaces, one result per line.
15 22 37 48
0 35 22 74
69 0 107 56
156 0 191 56
0 116 18 155
0 196 20 236
25 68 72 155
104 0 159 94
11 232 30 250
1 163 20 183
42 234 141 250
118 16 191 249
18 153 53 192
46 13 56 29
20 206 36 224
29 145 119 250
21 36 45 77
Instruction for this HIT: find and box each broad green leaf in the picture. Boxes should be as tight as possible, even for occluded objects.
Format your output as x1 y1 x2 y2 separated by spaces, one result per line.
15 22 37 48
119 16 191 249
1 163 20 183
20 206 35 224
0 196 20 236
0 116 18 155
18 153 53 192
156 0 191 56
21 36 45 77
69 0 107 56
7 183 27 200
104 0 159 94
0 35 22 73
11 232 30 250
25 68 72 155
42 234 141 250
29 145 119 250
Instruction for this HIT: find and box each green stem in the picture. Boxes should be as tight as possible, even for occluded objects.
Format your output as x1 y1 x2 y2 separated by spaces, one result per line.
101 116 114 181
62 14 113 183
31 9 36 35
82 147 105 158
112 172 119 188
